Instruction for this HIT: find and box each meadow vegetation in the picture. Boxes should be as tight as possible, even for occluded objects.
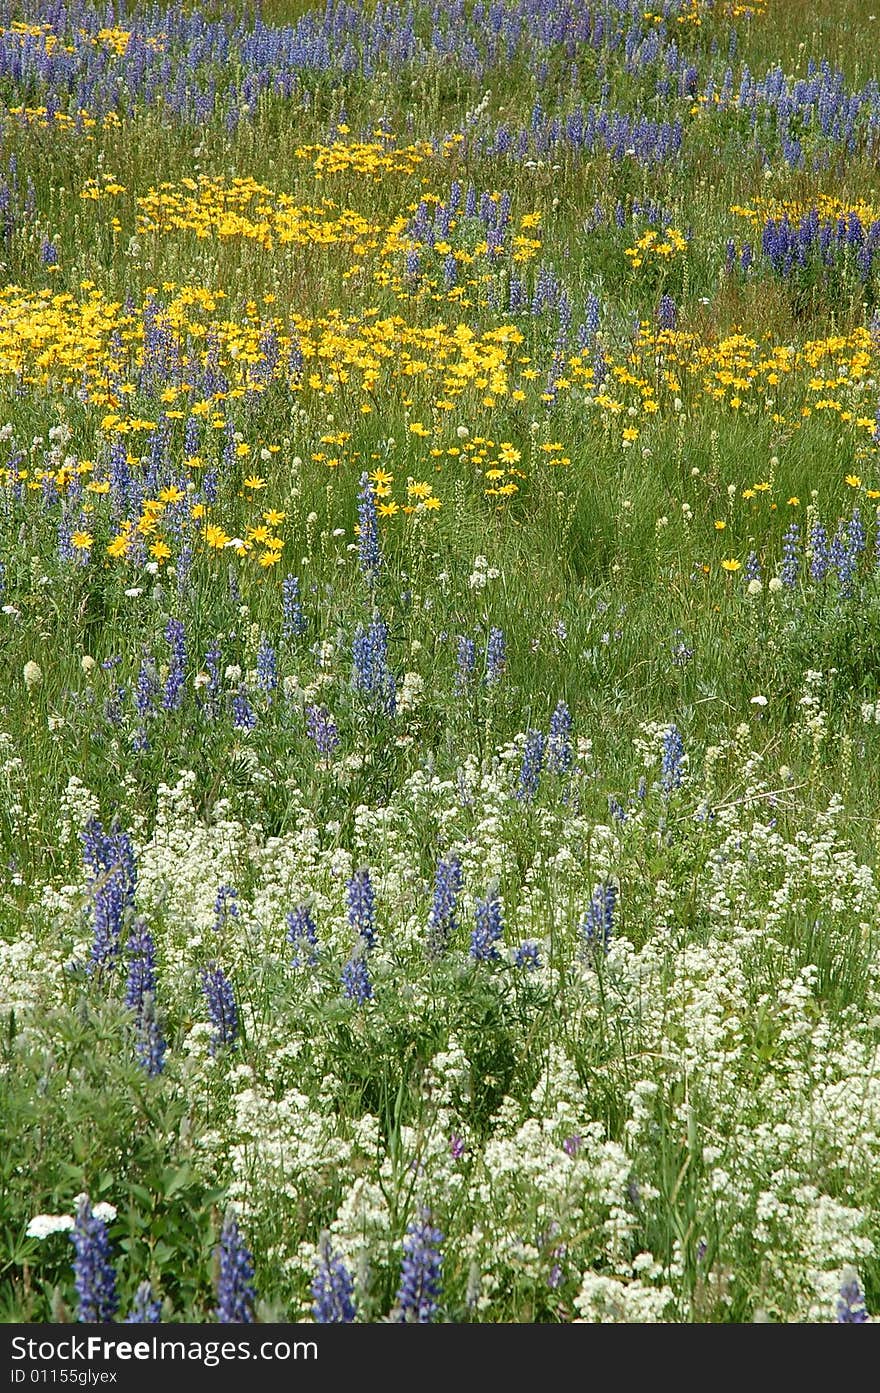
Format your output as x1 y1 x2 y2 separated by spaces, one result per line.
0 0 879 1324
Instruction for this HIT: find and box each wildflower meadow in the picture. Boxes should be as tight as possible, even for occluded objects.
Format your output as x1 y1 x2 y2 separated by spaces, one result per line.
2 0 880 1327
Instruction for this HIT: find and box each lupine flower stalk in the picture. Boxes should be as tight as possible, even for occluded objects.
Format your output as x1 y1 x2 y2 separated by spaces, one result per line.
70 1197 118 1323
215 1213 256 1324
471 885 503 961
125 1282 162 1323
200 963 238 1053
311 1235 356 1323
394 1210 443 1323
347 868 376 949
581 882 617 956
427 854 462 956
836 1269 868 1323
547 700 573 774
287 904 318 967
357 471 382 585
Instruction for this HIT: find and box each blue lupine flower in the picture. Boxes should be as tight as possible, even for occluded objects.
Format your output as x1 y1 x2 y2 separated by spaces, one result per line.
125 920 157 1013
282 574 307 639
255 637 277 693
745 551 761 582
455 636 476 694
124 1281 162 1323
781 522 800 587
581 882 616 955
82 820 137 974
585 292 601 336
204 644 222 698
215 1213 256 1324
200 963 238 1054
810 520 830 581
470 886 503 961
831 521 858 596
134 658 157 721
184 414 200 457
341 952 373 1004
214 885 239 933
305 703 340 758
657 294 677 330
347 868 376 949
162 617 187 712
485 627 506 685
357 471 382 584
394 1210 443 1323
287 904 318 967
232 686 257 731
661 724 685 791
547 701 573 774
70 1197 118 1323
352 615 397 715
311 1235 356 1323
514 940 541 970
427 854 462 955
515 730 545 803
134 995 166 1077
849 507 865 555
836 1270 868 1323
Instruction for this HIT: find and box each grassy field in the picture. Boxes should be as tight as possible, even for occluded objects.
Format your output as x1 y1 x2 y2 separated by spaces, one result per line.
1 0 879 1324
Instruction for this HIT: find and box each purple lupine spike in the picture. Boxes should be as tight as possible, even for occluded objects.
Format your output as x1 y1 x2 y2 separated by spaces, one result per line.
213 885 239 932
282 575 306 638
232 686 257 731
470 885 503 961
311 1235 356 1323
70 1197 118 1323
83 820 137 975
514 940 541 970
394 1209 443 1323
215 1213 256 1324
357 471 382 585
485 627 506 685
836 1270 868 1322
124 1281 162 1323
657 294 677 330
547 700 573 774
162 617 187 712
427 854 462 956
255 637 277 693
200 963 238 1054
346 868 376 949
134 994 166 1078
661 724 685 791
810 520 830 581
352 615 396 715
341 951 372 1004
286 904 318 967
581 882 616 956
125 920 157 1012
455 636 476 693
781 522 800 587
515 730 545 803
305 703 340 758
